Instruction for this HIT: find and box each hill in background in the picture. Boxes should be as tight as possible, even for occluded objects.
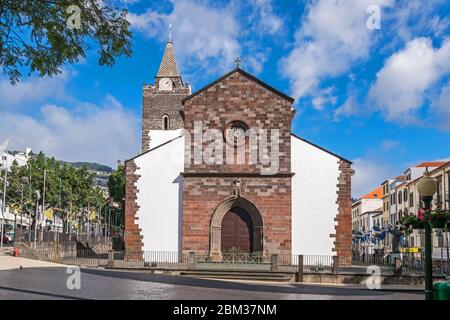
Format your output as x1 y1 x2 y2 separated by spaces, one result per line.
69 162 113 173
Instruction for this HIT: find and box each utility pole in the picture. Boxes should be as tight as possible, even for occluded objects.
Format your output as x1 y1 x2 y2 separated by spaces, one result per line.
58 177 62 233
20 184 24 236
1 156 8 249
42 169 48 231
34 194 40 249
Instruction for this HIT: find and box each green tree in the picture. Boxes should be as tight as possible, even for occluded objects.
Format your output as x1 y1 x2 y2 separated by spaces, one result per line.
0 151 107 233
107 161 124 227
0 0 132 84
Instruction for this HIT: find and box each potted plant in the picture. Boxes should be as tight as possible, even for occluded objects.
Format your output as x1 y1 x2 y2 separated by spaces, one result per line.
400 209 450 230
428 209 450 229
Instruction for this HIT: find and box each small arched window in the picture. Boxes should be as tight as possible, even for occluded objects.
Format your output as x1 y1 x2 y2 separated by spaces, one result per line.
162 114 170 130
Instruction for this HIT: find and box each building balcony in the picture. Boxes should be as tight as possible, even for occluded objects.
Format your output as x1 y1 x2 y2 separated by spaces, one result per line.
434 194 443 208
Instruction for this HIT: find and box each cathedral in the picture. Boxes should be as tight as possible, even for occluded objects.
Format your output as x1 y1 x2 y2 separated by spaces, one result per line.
124 40 353 264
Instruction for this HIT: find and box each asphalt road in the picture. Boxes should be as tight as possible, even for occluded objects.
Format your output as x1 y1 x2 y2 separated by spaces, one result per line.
0 265 423 300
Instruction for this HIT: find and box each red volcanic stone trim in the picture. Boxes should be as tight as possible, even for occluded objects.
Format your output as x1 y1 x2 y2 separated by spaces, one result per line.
333 159 353 266
182 177 292 256
183 71 293 175
124 159 144 261
181 71 294 258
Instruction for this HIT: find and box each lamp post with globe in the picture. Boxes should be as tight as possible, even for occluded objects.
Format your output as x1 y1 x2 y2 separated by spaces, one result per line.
417 168 438 301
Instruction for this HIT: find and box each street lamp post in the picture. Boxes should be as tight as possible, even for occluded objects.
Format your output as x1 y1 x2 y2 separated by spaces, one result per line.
42 169 52 232
18 176 29 241
1 155 8 249
33 190 41 249
417 168 438 301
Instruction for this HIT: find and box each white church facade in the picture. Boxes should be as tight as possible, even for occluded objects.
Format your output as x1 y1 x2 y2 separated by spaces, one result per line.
124 41 353 264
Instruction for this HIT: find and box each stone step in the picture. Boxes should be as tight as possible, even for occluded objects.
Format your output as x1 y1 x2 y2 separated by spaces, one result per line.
0 247 13 256
179 270 293 282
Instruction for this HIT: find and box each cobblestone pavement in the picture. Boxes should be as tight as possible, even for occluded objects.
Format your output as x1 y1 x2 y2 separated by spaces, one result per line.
0 257 423 300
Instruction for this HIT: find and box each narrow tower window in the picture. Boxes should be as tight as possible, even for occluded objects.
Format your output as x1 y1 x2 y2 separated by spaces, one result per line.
162 115 170 130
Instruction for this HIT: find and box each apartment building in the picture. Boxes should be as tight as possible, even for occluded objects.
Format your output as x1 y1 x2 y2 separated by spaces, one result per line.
381 179 391 228
351 201 361 233
430 162 450 211
352 187 383 233
389 175 406 227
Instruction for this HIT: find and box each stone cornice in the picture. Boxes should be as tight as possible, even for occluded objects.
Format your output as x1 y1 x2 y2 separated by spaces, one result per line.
180 172 295 178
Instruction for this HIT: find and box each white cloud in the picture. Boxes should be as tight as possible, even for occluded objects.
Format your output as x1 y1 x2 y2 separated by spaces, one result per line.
0 95 139 167
127 0 240 75
248 0 283 35
351 138 407 198
246 52 268 74
127 0 283 77
352 158 395 198
281 0 393 100
431 82 450 128
333 96 360 120
368 37 450 124
380 140 400 152
0 71 70 108
387 0 449 43
428 15 450 38
311 87 336 111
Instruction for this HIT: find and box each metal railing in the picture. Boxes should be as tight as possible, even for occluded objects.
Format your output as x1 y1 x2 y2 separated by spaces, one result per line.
16 245 450 277
142 251 189 269
196 252 268 264
303 255 334 273
19 230 110 244
21 245 111 267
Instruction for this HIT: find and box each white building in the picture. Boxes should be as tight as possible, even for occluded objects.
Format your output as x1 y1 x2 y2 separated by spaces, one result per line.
0 148 32 230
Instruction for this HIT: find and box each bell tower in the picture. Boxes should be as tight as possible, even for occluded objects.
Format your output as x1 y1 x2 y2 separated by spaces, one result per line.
141 40 191 152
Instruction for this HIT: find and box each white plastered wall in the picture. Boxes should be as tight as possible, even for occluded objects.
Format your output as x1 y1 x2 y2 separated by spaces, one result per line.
134 135 184 253
291 136 340 256
148 129 183 150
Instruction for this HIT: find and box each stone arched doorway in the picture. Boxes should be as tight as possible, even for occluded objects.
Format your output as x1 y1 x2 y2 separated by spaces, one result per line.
221 207 253 253
209 196 263 260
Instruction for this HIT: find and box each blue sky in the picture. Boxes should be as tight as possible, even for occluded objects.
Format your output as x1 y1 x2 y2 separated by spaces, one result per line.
1 0 450 197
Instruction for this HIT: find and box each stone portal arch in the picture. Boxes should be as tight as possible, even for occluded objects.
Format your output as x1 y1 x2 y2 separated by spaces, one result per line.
209 196 263 260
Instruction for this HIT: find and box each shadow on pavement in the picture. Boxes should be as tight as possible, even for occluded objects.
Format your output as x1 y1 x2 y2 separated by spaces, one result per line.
81 268 393 297
0 284 91 300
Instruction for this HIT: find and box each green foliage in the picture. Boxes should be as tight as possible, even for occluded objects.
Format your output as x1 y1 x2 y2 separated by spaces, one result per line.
107 162 124 227
0 0 132 84
108 162 124 204
0 151 105 224
399 210 450 235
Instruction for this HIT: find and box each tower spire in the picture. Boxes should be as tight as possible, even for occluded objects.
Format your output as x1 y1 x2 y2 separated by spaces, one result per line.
168 23 172 43
156 39 180 78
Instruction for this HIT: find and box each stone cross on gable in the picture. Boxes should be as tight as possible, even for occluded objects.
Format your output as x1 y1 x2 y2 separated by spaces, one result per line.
234 57 241 68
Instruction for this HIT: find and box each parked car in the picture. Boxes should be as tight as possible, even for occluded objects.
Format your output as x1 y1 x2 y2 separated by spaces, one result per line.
2 232 14 244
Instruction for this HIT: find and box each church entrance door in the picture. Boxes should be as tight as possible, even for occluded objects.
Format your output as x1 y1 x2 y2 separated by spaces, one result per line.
221 207 253 253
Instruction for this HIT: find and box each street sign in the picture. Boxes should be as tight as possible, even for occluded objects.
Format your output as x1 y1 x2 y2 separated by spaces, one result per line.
400 247 421 253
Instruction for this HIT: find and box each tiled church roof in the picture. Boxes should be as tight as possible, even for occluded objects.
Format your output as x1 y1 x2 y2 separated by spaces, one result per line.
156 41 180 78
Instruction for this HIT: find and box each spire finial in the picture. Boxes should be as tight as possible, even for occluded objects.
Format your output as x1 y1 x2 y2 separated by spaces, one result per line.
168 23 173 43
234 57 241 68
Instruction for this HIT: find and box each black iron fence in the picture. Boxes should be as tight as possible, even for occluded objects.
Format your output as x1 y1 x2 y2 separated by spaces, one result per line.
18 230 111 244
16 245 450 277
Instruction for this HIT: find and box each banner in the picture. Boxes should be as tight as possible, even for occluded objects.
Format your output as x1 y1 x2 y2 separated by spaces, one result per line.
44 208 54 220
